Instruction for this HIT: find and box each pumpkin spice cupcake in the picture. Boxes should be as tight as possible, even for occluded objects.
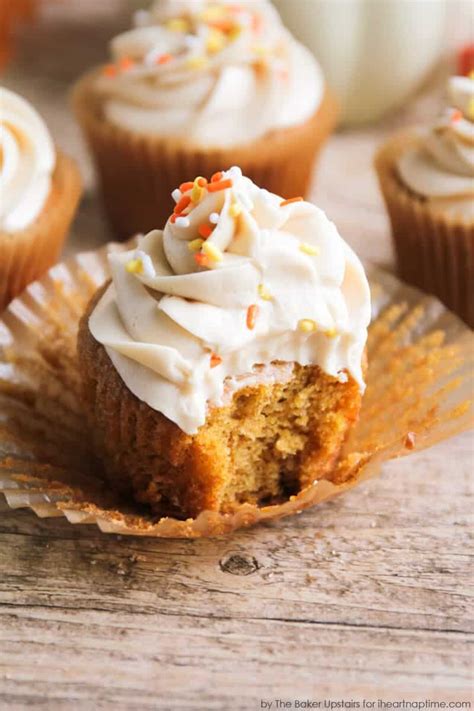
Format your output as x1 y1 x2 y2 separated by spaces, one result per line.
78 168 370 519
0 87 82 311
375 74 474 328
73 0 338 240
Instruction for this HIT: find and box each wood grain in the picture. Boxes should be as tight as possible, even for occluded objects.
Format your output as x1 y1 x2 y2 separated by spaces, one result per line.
0 4 473 707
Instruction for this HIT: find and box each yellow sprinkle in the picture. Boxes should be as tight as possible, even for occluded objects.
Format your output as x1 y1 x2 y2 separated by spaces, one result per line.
228 25 242 41
467 97 474 121
229 203 242 218
206 28 227 54
258 284 272 301
253 44 268 56
325 328 338 338
202 241 223 262
188 238 204 253
298 319 317 333
299 242 320 256
187 55 209 70
166 18 190 33
199 6 226 22
191 183 205 203
125 258 143 274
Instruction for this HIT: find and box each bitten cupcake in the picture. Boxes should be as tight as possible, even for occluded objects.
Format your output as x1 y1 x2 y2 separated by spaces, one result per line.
375 75 474 328
0 87 82 311
73 0 338 240
78 168 370 519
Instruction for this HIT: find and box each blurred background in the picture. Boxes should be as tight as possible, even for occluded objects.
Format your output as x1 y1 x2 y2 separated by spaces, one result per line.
1 0 472 262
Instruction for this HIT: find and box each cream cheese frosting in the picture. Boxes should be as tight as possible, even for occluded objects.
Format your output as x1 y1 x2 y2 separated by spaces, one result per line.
397 75 474 219
89 168 371 434
0 87 56 232
94 0 323 147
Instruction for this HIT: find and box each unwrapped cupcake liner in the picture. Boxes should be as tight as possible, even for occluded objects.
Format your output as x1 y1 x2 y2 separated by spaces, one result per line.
0 150 82 312
0 244 472 538
375 133 474 329
72 70 338 240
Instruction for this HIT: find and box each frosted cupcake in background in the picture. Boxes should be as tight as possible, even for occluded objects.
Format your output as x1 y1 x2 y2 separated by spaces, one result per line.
375 74 474 328
73 0 338 239
0 87 82 311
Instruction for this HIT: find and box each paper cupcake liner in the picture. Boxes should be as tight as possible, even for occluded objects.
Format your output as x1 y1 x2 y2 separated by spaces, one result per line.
0 244 472 537
375 133 474 329
72 70 338 240
0 150 82 312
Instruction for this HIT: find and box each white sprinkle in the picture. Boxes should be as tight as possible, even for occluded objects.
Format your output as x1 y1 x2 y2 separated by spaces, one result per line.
228 166 242 180
133 10 150 27
338 372 348 384
175 216 190 227
209 212 220 224
171 188 182 203
184 34 202 50
134 250 155 278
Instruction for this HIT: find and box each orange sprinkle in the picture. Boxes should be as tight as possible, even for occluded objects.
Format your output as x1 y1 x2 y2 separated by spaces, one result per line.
119 56 135 72
103 64 118 78
210 353 222 368
179 181 194 192
252 12 263 34
156 53 173 65
169 214 177 223
211 171 223 183
208 18 235 33
194 253 209 267
196 177 208 187
280 197 303 207
198 223 214 239
246 304 259 330
208 178 233 193
174 195 191 214
451 109 463 122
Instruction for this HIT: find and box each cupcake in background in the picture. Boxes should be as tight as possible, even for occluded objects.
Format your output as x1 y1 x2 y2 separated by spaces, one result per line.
73 0 338 240
375 74 474 328
0 87 82 311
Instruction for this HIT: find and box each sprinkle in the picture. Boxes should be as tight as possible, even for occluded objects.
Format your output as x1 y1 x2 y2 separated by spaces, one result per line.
228 25 242 41
156 53 173 65
211 171 223 183
280 197 303 207
252 11 263 34
103 64 118 78
179 181 194 193
299 242 320 256
171 188 182 203
175 216 190 228
187 55 209 70
246 304 259 329
253 44 268 56
119 56 135 72
338 372 348 384
469 70 474 80
134 250 155 277
325 328 338 338
451 109 463 123
174 195 191 214
184 34 202 51
194 253 209 267
188 238 204 252
198 223 214 238
209 212 220 224
169 214 177 223
258 283 272 301
404 431 416 450
195 176 208 187
298 319 317 333
166 18 190 33
206 28 227 54
191 183 205 203
199 5 227 23
210 353 222 368
228 166 243 180
202 241 223 262
208 178 233 193
229 203 242 217
125 258 143 274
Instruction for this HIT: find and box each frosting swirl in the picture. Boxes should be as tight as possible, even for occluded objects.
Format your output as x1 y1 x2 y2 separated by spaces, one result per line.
95 0 323 147
0 87 56 232
397 76 474 218
89 168 370 434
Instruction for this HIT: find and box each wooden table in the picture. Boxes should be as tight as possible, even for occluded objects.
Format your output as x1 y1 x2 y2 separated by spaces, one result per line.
0 6 472 707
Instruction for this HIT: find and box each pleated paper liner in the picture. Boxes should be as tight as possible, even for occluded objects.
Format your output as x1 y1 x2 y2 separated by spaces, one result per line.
0 244 472 537
72 69 339 240
375 132 474 329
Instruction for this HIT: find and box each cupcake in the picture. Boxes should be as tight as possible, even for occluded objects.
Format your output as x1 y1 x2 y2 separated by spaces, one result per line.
375 75 474 328
73 0 338 240
0 87 82 311
78 168 370 519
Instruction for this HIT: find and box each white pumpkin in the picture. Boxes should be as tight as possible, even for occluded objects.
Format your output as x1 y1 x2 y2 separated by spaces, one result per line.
272 0 447 125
